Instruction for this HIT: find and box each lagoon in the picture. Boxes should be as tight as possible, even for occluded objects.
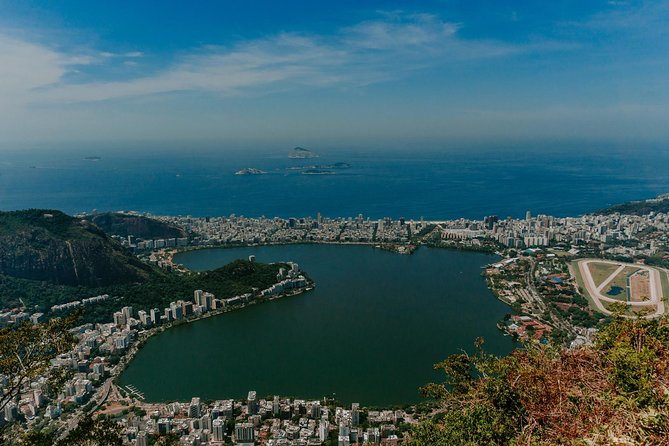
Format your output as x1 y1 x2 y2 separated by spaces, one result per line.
118 244 515 405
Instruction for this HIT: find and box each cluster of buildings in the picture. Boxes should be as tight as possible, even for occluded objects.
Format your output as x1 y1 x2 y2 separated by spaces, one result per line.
122 201 669 261
120 265 309 330
0 262 312 441
51 294 111 312
0 308 44 327
149 214 424 246
113 394 408 446
439 209 668 256
1 318 122 432
115 235 190 251
504 315 553 342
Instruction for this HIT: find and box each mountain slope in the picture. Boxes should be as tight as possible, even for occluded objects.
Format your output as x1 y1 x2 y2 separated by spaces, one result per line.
85 212 186 239
0 210 157 287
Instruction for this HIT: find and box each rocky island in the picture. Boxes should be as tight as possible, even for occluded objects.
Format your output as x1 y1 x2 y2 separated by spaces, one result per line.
288 146 318 159
234 168 266 175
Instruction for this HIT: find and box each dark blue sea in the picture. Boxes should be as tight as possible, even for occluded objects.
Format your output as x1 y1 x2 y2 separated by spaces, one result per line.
2 144 668 219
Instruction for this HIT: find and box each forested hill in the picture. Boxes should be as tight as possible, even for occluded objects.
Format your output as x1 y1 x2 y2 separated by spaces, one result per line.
84 212 186 239
0 209 158 287
594 194 669 216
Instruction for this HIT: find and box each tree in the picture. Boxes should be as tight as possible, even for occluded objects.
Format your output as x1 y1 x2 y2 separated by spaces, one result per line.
409 317 669 445
0 313 79 414
17 416 123 446
56 415 123 446
153 432 180 446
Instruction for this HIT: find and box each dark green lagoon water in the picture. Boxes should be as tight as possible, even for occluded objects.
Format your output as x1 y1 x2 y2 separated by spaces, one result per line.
118 245 515 405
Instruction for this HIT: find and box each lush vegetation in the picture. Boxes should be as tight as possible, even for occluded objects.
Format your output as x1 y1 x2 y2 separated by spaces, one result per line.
84 212 186 239
410 317 669 445
16 415 124 446
0 314 79 417
0 209 157 287
1 259 285 324
595 197 669 216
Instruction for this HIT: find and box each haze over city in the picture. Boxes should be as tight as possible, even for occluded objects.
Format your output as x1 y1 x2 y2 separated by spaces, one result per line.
1 0 668 147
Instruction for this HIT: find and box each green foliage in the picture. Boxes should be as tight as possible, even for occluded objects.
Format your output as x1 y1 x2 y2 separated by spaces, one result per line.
411 317 669 445
0 209 157 287
595 197 669 216
153 433 181 446
16 416 123 446
84 213 185 239
1 259 285 325
0 313 79 414
57 415 123 446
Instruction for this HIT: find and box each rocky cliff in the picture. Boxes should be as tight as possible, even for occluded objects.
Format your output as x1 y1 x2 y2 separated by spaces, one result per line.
0 210 157 287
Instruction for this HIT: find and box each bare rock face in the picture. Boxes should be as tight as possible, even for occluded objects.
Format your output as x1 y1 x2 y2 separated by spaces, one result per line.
0 210 156 287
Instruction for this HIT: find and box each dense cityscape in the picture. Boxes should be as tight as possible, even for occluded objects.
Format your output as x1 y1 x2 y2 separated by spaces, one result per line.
1 195 668 444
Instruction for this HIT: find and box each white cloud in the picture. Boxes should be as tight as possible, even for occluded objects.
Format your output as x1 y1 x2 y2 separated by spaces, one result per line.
0 34 69 106
0 11 555 107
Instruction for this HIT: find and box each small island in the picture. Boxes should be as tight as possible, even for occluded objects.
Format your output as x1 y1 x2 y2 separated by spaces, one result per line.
235 168 266 175
287 162 351 171
302 169 335 175
288 146 319 159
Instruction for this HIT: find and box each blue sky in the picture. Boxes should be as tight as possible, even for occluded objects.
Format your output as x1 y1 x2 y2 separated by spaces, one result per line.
0 1 668 148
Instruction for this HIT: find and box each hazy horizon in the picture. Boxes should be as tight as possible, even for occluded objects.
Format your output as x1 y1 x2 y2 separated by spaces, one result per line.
1 1 668 148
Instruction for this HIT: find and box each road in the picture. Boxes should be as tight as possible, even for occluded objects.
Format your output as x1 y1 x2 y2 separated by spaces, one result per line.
57 378 114 440
526 258 576 335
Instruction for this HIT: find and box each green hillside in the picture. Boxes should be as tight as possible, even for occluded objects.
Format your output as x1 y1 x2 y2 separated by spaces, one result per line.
84 212 186 239
0 210 158 287
595 196 669 216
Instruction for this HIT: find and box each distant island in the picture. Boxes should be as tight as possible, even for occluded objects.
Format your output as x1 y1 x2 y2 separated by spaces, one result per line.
302 169 335 175
287 162 351 171
235 168 266 175
84 156 102 161
288 147 318 159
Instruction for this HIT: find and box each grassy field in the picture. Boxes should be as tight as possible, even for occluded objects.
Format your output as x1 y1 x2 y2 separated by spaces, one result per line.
587 262 621 288
601 266 639 302
660 269 669 305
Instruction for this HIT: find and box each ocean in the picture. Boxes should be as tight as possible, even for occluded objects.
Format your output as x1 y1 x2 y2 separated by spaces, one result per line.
1 144 668 219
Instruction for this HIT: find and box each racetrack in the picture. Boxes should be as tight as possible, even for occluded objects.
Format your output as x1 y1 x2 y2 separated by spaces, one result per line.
575 259 666 318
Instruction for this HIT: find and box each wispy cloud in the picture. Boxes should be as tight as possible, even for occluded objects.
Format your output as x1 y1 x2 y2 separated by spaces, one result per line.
100 50 144 58
0 34 71 107
1 11 564 106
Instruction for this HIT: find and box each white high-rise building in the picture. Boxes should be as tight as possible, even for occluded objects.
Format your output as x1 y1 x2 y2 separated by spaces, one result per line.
212 418 226 441
234 422 254 445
